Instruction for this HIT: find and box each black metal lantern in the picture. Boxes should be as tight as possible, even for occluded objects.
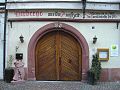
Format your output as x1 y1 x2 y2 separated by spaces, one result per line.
19 35 24 43
93 36 97 44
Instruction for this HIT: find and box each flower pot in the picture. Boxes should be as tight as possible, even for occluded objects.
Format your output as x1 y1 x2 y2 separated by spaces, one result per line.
4 68 14 83
87 71 95 85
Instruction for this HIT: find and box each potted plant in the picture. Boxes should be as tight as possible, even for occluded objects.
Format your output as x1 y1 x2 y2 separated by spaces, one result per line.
4 55 14 83
87 54 102 85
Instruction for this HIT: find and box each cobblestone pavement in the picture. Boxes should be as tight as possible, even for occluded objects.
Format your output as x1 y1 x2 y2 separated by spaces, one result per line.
1 80 120 90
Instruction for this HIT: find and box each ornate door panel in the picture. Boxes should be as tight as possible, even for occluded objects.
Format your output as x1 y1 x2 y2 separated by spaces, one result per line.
35 30 82 81
60 31 82 80
35 32 57 80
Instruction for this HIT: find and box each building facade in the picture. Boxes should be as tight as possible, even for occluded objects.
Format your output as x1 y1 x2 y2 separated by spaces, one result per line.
6 0 120 81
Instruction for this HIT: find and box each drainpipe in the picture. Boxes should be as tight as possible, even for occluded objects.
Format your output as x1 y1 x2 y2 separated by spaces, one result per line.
82 0 86 19
3 0 7 80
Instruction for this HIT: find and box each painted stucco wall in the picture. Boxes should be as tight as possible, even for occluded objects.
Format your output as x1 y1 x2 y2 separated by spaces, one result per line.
6 21 120 69
66 22 120 68
0 13 4 79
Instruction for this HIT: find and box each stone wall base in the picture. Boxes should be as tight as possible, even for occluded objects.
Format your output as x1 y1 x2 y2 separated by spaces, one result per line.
24 68 120 82
100 68 120 82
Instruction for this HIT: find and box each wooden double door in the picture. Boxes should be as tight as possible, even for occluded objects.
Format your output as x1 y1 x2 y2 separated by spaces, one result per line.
35 30 82 81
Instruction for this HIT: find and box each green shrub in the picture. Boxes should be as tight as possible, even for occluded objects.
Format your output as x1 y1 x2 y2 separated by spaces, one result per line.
90 54 102 82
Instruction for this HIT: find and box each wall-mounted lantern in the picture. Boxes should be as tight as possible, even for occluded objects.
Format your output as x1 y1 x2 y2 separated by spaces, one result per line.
19 35 24 43
93 36 97 44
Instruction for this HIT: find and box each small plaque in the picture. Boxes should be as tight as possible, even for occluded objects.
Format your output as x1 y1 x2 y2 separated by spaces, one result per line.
16 53 23 60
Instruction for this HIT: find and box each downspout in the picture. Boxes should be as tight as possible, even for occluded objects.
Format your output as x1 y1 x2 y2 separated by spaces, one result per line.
3 0 7 80
82 0 86 19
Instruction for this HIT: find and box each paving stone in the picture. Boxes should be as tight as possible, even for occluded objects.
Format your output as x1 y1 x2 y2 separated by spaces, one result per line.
0 80 120 90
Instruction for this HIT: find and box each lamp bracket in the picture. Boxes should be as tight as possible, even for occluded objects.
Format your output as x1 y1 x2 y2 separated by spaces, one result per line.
16 46 19 52
10 21 12 28
117 22 119 29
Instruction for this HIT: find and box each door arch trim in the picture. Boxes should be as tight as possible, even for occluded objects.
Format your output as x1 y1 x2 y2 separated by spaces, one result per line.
28 22 89 81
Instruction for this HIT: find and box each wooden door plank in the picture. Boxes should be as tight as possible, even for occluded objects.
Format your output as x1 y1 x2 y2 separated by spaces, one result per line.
55 31 60 80
60 31 81 80
35 31 57 80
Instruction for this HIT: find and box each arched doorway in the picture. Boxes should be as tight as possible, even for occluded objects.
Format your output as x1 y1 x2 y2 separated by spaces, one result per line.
28 22 89 81
35 30 82 80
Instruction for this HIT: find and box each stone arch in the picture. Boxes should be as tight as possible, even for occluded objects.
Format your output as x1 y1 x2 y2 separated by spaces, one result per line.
28 22 89 81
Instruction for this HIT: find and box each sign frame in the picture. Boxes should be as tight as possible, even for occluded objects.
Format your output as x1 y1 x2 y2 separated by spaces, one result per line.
97 48 109 61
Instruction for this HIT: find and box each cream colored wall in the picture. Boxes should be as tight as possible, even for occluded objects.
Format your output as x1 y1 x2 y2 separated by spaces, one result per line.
6 21 120 69
6 22 51 67
66 22 120 68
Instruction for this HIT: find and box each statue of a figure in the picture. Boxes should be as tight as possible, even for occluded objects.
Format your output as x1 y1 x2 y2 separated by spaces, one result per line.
12 59 25 81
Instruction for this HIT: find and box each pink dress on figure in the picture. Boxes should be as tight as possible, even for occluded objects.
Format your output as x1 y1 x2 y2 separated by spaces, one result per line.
13 60 25 81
